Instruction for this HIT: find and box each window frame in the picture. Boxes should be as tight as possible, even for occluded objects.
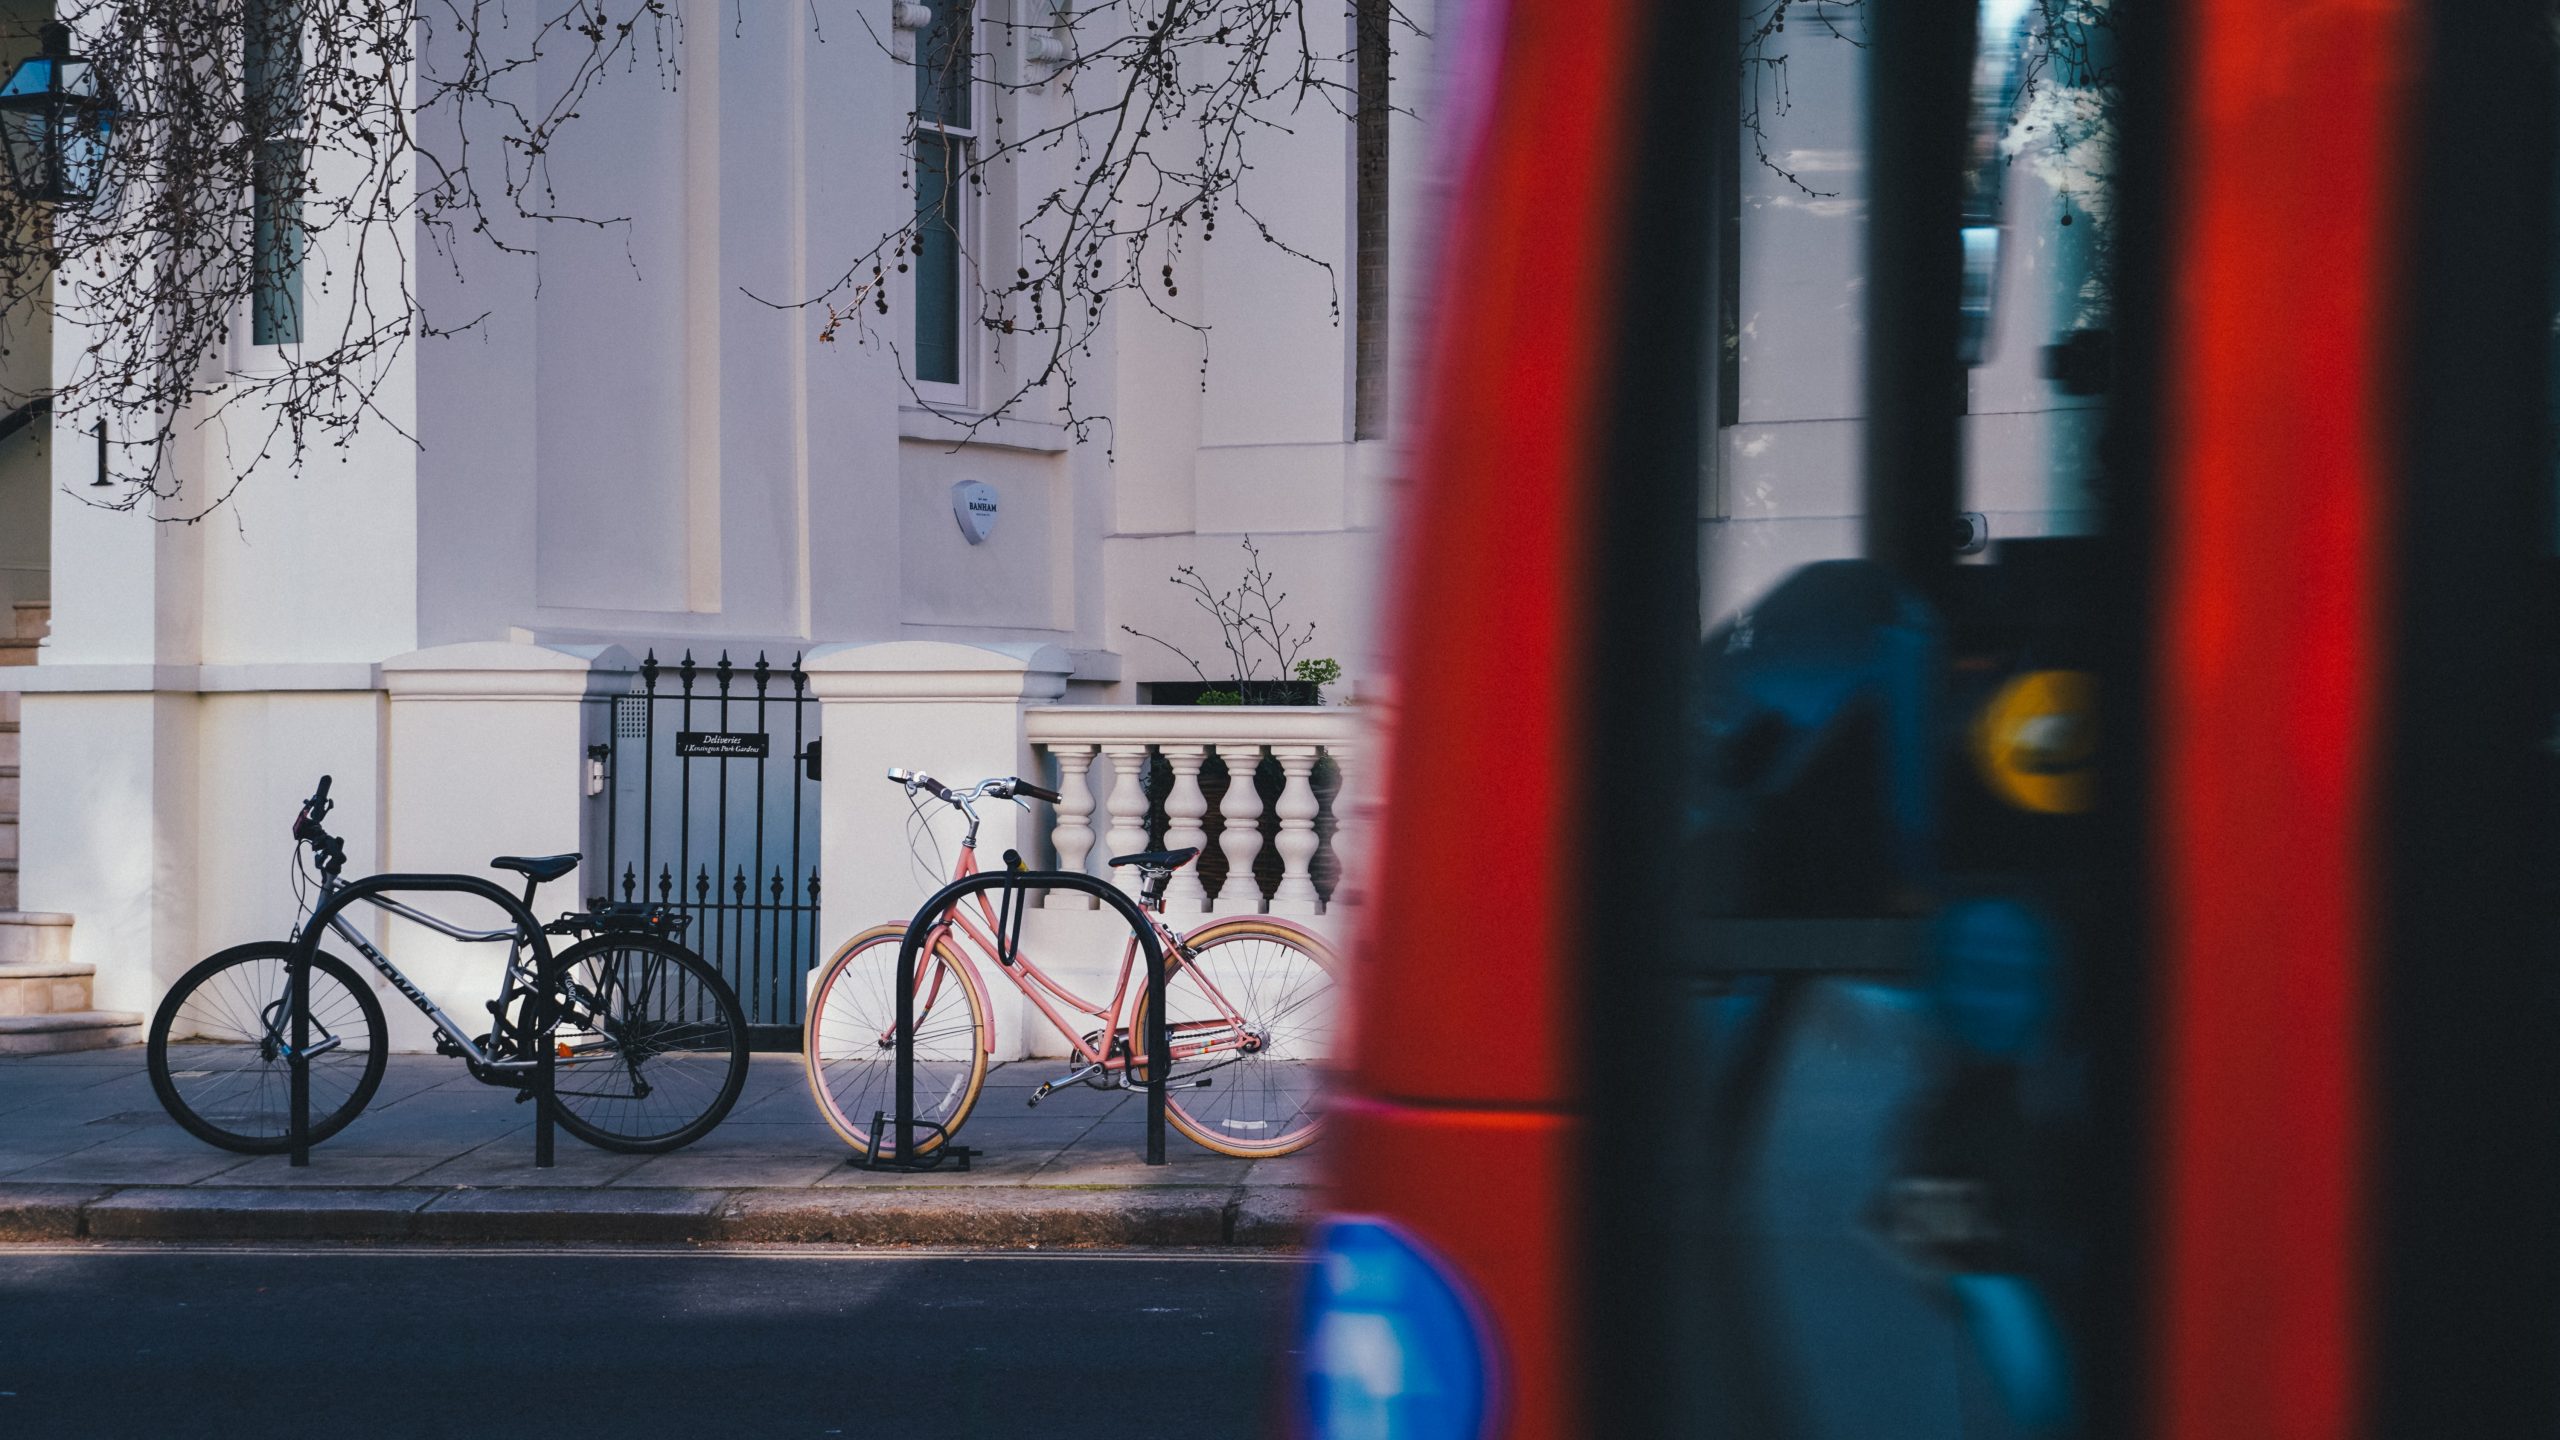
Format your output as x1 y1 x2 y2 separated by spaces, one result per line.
245 0 303 350
910 1 982 409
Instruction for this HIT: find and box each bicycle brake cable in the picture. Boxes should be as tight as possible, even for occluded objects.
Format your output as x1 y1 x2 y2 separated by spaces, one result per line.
905 790 949 892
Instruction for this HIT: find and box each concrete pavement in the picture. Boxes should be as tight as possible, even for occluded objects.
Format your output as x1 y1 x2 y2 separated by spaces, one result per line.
0 1046 1319 1246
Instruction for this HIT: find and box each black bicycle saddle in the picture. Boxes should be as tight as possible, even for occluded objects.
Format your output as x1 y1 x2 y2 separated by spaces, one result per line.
490 853 580 883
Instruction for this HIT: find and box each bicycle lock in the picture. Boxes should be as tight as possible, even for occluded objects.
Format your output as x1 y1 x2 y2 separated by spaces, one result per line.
281 875 563 1169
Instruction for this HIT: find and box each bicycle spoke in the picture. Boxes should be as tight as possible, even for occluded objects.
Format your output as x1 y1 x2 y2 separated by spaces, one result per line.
1146 927 1338 1155
152 950 383 1149
807 933 984 1156
539 941 746 1149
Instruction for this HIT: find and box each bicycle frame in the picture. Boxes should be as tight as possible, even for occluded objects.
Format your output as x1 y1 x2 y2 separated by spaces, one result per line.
921 839 1263 1075
292 868 544 1073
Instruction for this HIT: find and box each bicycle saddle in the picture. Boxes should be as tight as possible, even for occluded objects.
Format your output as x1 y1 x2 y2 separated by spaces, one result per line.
1108 847 1198 871
490 853 580 883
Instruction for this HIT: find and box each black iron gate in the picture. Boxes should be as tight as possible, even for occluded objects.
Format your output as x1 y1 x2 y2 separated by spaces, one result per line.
588 650 821 1050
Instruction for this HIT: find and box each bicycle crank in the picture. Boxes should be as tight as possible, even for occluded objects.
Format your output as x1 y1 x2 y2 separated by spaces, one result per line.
1028 1062 1104 1106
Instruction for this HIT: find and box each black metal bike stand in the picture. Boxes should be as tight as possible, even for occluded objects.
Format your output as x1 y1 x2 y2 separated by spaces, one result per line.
852 856 1172 1171
285 875 561 1169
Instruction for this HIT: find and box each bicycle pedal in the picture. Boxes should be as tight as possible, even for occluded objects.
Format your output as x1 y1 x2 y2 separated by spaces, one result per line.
1027 1081 1055 1108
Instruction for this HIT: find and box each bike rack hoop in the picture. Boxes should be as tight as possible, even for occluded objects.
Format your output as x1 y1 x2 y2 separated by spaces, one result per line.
870 864 1174 1170
283 873 561 1170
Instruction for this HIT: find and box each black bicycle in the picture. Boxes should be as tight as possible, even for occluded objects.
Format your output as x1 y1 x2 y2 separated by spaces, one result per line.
145 776 750 1154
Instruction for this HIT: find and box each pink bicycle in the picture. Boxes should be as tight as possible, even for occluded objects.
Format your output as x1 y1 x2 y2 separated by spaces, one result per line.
803 767 1342 1159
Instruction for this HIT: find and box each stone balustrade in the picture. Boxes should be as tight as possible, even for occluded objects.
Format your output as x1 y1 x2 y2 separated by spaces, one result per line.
1027 705 1364 916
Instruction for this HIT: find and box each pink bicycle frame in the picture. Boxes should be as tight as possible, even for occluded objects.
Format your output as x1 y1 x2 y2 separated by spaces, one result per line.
916 840 1264 1070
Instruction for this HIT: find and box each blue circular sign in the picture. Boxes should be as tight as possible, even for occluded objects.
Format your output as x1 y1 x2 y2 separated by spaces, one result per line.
1298 1217 1494 1440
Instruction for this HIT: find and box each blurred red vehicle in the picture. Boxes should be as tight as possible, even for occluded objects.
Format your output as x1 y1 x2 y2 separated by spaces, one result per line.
1288 1 2560 1438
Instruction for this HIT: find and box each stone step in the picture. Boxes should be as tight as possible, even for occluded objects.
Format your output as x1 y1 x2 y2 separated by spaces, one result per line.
0 1011 142 1055
10 601 44 642
0 959 93 1016
0 761 17 814
0 816 16 864
0 866 14 912
0 720 18 772
0 911 71 968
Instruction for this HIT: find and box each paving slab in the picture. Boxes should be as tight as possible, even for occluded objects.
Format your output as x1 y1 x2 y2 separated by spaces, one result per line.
808 1139 1056 1186
194 1154 449 1187
401 1133 656 1188
2 1133 254 1186
607 1150 845 1189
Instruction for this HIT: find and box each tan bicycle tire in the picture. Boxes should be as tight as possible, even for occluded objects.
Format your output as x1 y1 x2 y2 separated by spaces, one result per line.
803 923 990 1159
1128 915 1342 1158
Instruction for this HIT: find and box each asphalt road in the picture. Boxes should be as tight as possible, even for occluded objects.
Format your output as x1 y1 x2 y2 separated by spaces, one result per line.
0 1245 1306 1439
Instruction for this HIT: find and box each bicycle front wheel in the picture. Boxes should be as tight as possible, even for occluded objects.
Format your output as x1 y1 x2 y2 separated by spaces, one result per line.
804 924 989 1159
1130 917 1341 1158
147 942 389 1154
540 935 750 1154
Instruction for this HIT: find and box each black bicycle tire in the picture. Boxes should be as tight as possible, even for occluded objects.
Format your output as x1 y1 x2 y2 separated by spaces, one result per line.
146 942 389 1154
538 934 750 1154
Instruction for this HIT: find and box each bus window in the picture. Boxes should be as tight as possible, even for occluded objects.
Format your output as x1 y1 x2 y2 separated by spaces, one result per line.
1685 3 2118 1437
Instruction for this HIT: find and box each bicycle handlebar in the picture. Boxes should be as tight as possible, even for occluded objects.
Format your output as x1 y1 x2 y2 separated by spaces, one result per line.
293 775 348 875
886 768 1060 807
293 774 335 839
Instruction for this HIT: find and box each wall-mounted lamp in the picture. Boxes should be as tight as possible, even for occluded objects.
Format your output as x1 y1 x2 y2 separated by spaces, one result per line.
0 24 114 207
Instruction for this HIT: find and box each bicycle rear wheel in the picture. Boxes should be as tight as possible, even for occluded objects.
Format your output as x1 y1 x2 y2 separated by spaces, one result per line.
540 935 750 1154
147 942 388 1154
803 924 989 1158
1129 917 1341 1157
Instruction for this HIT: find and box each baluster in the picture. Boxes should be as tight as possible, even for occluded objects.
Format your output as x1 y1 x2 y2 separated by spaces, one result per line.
1101 744 1153 901
1044 744 1100 908
1160 744 1212 913
1319 747 1354 912
1271 745 1322 915
1213 744 1267 913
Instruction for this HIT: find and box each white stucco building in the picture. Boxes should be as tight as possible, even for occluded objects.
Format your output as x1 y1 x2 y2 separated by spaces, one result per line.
0 0 1425 1053
0 0 2103 1055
